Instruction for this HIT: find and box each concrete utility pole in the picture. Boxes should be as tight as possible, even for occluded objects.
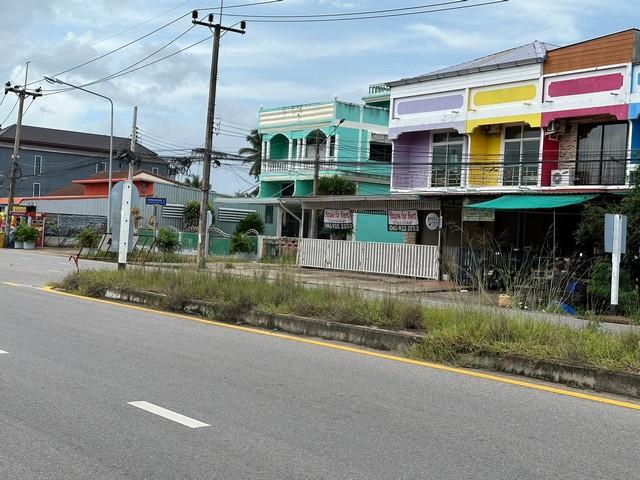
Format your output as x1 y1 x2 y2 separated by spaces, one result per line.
117 106 137 270
309 119 345 239
2 76 42 247
192 8 246 269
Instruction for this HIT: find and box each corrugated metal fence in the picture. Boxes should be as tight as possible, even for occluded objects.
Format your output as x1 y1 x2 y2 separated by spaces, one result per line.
297 239 440 279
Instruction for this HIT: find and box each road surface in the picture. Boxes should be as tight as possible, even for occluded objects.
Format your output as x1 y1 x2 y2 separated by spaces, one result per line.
1 249 639 479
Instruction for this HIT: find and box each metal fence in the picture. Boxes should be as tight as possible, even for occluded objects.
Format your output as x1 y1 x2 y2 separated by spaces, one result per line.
297 239 439 279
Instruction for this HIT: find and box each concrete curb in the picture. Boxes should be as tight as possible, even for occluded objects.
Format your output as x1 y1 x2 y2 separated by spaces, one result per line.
103 288 640 399
104 288 422 351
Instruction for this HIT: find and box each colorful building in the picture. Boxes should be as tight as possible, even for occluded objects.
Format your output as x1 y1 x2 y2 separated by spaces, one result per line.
384 29 640 259
257 96 403 242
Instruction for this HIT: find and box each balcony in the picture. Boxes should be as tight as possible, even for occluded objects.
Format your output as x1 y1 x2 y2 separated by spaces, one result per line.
391 157 631 191
368 83 390 96
262 159 336 174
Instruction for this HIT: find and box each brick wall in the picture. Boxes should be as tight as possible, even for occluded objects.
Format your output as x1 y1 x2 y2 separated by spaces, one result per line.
558 122 578 170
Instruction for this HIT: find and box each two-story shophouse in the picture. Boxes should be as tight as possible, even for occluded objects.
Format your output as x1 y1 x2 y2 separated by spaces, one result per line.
253 96 404 242
386 29 640 263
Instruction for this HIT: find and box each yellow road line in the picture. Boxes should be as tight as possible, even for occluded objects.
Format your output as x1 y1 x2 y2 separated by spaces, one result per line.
3 281 25 287
33 285 640 412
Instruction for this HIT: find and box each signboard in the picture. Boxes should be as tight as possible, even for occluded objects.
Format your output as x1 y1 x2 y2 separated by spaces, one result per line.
324 209 353 230
605 213 627 254
462 207 495 222
425 212 441 231
10 205 27 216
387 210 419 232
145 197 167 206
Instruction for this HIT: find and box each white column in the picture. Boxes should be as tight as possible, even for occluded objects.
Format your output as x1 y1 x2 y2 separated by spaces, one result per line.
334 135 340 163
325 135 332 162
266 141 271 172
287 139 293 161
302 139 308 162
261 141 267 160
296 139 302 160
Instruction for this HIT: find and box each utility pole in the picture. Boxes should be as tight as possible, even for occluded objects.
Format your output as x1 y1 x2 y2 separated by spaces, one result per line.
309 119 345 239
117 106 137 270
192 8 246 269
309 130 321 239
2 77 41 247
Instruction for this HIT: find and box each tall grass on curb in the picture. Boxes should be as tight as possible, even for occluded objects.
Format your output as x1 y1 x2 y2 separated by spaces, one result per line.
55 268 640 373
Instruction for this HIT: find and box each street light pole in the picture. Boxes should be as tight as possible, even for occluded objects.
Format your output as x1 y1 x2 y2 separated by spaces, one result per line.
44 76 114 232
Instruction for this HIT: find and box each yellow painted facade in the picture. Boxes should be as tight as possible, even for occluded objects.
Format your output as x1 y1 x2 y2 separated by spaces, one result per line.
473 84 537 107
468 130 503 187
465 113 541 133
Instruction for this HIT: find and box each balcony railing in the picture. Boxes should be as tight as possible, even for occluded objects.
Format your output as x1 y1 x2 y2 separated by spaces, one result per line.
368 83 390 95
391 158 630 190
262 159 336 173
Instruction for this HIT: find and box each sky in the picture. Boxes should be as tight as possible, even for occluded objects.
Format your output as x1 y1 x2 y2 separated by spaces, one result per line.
0 0 638 194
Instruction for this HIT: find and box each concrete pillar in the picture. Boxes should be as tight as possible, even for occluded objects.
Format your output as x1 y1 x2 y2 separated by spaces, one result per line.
288 138 293 161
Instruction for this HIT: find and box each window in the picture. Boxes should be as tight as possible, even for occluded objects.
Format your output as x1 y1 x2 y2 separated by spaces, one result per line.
281 182 295 197
152 167 159 175
265 205 274 224
502 126 540 186
32 183 41 196
576 122 628 185
96 162 107 173
369 134 392 163
431 132 464 187
34 155 42 176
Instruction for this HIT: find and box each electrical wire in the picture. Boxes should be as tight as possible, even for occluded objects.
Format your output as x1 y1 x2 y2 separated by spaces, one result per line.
42 34 214 95
27 0 283 87
0 99 19 127
28 0 194 64
223 0 468 18
231 0 508 22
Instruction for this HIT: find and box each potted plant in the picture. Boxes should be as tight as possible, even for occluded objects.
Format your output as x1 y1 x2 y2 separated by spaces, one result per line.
21 224 39 250
12 223 29 249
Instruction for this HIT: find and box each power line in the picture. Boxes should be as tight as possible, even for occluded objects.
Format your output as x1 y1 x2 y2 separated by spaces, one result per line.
42 34 213 95
28 0 194 64
27 0 282 89
223 0 468 18
0 99 19 127
230 0 508 22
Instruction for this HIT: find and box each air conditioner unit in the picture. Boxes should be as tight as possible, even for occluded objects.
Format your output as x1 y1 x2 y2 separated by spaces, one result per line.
546 119 568 136
551 169 574 187
482 125 501 136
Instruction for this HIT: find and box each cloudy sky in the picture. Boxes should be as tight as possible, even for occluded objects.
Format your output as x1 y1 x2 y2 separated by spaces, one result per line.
0 0 637 194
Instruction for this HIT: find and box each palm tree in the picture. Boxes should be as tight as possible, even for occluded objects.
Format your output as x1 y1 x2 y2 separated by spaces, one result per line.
183 174 203 190
239 129 262 179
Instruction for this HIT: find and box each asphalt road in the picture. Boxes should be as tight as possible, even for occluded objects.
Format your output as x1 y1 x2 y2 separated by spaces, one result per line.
1 249 640 479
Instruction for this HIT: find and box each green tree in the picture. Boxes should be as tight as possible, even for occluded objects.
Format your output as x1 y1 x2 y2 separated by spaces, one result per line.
239 129 262 179
236 213 264 234
317 175 357 196
183 174 203 190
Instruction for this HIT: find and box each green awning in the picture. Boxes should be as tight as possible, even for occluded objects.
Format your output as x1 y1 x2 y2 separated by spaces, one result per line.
466 194 597 210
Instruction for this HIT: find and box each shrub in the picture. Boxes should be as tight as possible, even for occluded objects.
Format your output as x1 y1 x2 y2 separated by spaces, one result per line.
156 228 180 254
236 213 264 234
76 228 99 248
230 233 252 254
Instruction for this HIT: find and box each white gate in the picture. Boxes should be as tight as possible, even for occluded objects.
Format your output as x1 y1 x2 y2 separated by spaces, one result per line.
297 239 440 279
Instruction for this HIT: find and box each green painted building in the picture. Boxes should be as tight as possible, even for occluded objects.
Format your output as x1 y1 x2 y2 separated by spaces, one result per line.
256 90 402 242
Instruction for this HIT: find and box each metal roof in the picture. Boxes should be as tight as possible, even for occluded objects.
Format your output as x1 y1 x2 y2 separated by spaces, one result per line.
388 41 557 87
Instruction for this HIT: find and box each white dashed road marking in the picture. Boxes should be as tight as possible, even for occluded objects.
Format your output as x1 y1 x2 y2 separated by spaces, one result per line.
127 401 210 429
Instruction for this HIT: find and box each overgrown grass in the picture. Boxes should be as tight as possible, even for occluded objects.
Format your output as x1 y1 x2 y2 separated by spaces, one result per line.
54 268 640 373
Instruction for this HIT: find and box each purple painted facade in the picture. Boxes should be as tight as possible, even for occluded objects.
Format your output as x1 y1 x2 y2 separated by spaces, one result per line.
392 131 429 190
395 94 464 116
